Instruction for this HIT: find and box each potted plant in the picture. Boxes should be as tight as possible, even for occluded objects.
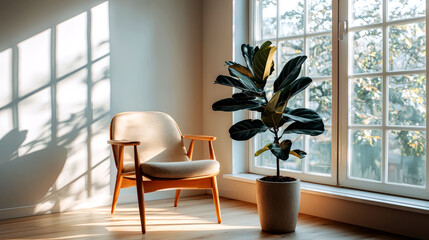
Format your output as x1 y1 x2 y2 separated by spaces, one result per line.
212 41 325 233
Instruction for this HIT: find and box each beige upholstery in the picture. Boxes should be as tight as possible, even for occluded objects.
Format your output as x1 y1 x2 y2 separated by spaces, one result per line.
141 160 220 179
111 112 219 178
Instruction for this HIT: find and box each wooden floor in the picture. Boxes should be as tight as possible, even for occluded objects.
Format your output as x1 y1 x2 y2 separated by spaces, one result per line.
0 195 406 240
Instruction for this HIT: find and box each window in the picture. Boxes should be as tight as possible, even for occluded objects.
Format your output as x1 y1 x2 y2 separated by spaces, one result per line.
251 0 429 199
250 0 337 185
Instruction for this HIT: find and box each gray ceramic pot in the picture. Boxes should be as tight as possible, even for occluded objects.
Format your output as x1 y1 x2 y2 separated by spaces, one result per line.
256 178 300 233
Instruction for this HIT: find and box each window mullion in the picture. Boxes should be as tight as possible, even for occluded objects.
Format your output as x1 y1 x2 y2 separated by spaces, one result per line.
426 0 429 194
381 0 388 185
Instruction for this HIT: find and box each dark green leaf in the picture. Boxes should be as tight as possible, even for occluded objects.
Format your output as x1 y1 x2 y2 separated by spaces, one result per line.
268 140 292 160
229 119 268 141
276 77 312 108
228 68 262 93
289 77 312 97
241 44 259 75
215 75 262 94
283 108 322 123
212 98 261 112
232 92 266 104
274 56 307 92
283 117 325 136
290 149 307 159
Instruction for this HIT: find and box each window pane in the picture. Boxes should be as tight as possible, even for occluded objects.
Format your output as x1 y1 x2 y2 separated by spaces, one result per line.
308 129 332 174
351 0 382 26
350 77 383 125
279 38 304 67
388 0 425 21
389 75 426 126
349 129 382 181
309 80 332 125
308 0 332 33
389 22 426 71
308 35 332 77
279 0 304 37
262 0 277 39
352 28 383 74
388 130 426 186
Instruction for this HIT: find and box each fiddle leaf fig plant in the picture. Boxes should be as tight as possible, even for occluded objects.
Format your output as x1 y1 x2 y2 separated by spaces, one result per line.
212 41 325 181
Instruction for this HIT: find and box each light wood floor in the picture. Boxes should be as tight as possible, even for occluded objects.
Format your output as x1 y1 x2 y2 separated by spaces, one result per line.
0 195 406 240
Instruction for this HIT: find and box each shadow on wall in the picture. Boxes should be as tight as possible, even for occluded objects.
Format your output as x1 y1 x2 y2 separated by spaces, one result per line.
0 1 111 217
0 129 67 209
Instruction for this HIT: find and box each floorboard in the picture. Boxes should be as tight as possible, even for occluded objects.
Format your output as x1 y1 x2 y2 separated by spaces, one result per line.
0 195 407 239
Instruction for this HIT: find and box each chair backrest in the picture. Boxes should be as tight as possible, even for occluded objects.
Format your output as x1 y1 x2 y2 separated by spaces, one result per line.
110 111 189 169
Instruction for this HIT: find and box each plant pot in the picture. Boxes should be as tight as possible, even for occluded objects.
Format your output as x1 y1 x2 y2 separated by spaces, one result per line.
256 177 300 233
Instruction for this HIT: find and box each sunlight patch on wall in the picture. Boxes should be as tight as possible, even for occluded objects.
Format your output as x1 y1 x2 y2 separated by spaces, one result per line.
91 56 111 196
91 2 110 60
0 49 13 138
56 13 87 78
0 49 12 107
55 69 88 200
18 30 51 97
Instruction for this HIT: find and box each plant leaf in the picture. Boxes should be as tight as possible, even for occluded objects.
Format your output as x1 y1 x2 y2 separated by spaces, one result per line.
212 98 261 112
228 67 262 92
283 116 325 136
289 77 312 97
229 119 268 141
290 149 307 159
273 77 312 110
241 44 259 75
215 75 262 94
283 108 322 123
253 43 276 86
261 91 285 128
229 64 253 78
225 61 239 66
274 56 307 92
260 40 272 50
268 140 292 160
255 143 271 156
232 92 266 105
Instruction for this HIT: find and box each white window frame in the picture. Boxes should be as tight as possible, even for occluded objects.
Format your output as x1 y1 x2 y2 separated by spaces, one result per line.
249 0 429 200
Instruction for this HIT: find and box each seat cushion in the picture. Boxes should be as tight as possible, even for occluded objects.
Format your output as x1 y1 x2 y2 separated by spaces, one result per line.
141 160 220 179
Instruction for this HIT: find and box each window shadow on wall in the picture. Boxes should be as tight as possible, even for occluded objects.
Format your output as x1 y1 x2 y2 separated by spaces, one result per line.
0 1 111 217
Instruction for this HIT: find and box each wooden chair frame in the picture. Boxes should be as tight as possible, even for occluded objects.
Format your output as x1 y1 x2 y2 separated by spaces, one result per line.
108 135 221 234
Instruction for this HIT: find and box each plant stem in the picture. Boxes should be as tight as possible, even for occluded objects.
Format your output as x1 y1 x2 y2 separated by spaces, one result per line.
274 128 280 179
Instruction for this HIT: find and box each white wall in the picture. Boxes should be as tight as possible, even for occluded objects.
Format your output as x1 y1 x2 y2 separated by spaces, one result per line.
0 0 204 219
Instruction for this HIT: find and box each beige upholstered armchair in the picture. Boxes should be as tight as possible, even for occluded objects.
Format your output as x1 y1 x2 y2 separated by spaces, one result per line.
107 111 221 234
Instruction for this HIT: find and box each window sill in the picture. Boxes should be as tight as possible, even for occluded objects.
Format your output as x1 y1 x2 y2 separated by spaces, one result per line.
223 173 429 215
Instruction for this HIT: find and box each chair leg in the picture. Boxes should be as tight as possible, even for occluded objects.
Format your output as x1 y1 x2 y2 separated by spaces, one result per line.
211 176 221 223
111 174 123 214
135 177 146 234
174 189 181 207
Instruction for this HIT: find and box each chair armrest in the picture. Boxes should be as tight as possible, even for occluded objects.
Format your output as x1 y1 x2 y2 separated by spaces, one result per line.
182 134 216 141
107 140 141 146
